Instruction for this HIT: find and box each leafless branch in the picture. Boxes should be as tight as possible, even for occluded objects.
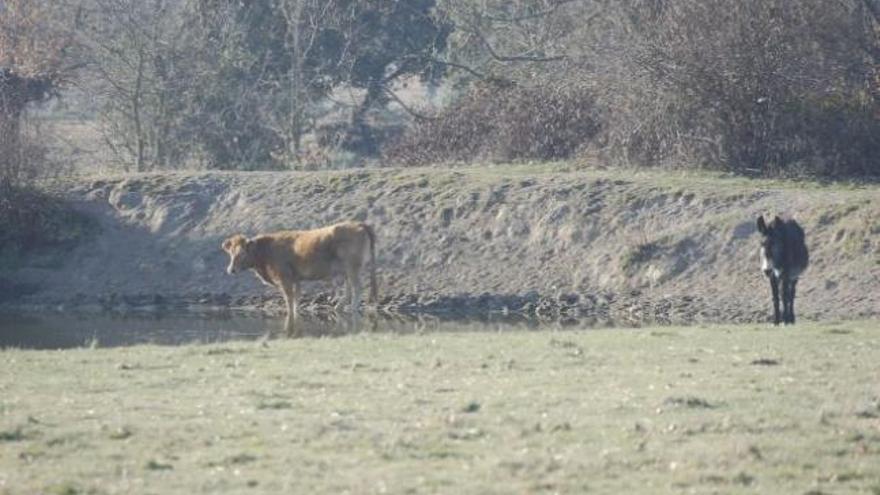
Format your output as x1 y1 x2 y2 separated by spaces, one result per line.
429 58 486 79
468 23 565 63
481 0 584 23
383 88 437 121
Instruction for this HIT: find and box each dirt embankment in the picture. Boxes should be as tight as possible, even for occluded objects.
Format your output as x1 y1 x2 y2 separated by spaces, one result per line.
4 166 879 324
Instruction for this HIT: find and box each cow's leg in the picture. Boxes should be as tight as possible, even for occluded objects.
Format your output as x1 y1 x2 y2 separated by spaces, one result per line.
280 280 299 333
291 281 301 317
351 272 362 329
769 274 781 325
341 274 352 312
345 265 362 313
332 278 340 310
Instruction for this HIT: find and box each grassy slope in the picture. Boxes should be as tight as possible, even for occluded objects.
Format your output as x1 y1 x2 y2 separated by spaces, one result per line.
2 320 879 494
20 161 877 324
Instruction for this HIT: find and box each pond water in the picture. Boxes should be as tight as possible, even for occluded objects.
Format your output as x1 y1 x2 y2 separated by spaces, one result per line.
0 311 595 350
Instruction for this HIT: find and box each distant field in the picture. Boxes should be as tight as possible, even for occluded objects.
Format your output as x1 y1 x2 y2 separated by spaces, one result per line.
1 320 879 494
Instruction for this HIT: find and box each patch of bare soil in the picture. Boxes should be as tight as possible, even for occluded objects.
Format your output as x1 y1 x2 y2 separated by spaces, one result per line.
5 167 879 325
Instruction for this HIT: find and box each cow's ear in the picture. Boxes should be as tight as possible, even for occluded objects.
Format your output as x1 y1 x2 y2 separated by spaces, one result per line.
222 235 245 251
756 215 767 235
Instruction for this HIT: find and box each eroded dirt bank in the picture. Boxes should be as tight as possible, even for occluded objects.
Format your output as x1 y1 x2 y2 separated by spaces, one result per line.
4 166 879 325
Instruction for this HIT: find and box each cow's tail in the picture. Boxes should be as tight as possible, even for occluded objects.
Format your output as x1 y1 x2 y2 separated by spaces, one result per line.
364 223 378 303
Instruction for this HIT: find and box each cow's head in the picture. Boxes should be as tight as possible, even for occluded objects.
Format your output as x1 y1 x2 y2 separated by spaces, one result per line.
756 215 783 277
221 234 255 274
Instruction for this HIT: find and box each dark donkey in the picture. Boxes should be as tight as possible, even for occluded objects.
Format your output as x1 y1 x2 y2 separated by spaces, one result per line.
756 215 809 325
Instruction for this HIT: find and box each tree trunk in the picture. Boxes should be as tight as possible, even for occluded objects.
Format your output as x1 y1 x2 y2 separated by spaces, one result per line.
344 82 383 156
132 47 147 172
0 112 22 185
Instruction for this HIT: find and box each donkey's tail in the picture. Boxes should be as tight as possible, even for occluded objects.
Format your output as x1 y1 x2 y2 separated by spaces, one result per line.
364 223 378 303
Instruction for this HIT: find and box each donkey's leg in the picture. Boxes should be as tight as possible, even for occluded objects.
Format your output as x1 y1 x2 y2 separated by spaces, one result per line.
781 278 793 325
769 275 781 325
789 279 798 325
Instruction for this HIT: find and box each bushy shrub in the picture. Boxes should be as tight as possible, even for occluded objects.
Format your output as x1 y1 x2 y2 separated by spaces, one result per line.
0 183 98 253
384 80 599 165
593 0 880 177
770 95 880 177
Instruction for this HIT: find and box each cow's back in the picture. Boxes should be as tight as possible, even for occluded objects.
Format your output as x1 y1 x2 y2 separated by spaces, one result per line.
284 222 370 279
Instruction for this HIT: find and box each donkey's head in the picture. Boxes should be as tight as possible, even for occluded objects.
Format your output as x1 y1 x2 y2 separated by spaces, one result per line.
756 215 784 278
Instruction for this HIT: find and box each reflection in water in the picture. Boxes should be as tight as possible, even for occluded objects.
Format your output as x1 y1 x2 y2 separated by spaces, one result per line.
0 310 588 350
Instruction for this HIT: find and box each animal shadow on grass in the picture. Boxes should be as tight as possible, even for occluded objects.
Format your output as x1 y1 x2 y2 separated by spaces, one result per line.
750 358 781 366
663 396 717 409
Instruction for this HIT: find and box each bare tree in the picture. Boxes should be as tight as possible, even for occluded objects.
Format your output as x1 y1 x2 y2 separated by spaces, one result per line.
0 0 78 183
80 0 192 171
435 0 603 84
271 0 344 164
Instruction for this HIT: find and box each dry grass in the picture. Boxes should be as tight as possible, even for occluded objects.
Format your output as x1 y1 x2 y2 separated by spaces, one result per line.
1 320 879 494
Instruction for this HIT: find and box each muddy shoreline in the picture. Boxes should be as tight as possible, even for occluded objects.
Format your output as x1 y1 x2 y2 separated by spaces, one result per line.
1 289 772 328
3 166 878 325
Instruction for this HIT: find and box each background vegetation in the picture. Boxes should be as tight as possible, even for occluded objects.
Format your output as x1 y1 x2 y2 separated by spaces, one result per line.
1 0 878 181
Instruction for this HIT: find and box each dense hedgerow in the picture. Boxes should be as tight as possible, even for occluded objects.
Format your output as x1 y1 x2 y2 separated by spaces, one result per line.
0 183 97 253
383 80 600 166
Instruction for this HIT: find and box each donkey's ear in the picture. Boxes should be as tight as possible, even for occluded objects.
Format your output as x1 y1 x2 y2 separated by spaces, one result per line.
756 215 768 235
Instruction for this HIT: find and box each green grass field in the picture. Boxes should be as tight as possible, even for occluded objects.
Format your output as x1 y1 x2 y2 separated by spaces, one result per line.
2 320 879 494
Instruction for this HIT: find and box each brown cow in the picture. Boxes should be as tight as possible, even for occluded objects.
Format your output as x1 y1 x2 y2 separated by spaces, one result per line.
221 221 377 329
